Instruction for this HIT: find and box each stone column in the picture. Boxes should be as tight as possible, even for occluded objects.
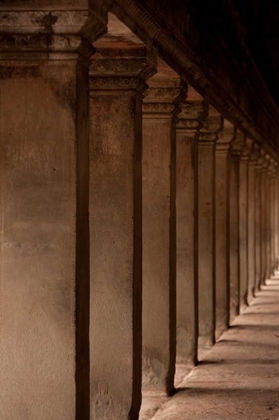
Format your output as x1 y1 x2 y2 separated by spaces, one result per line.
0 5 100 419
142 68 186 395
89 47 156 419
176 100 204 368
239 137 250 312
267 158 274 279
197 105 222 348
276 173 278 270
229 131 244 321
254 151 265 293
274 165 279 270
272 164 278 274
277 169 279 270
260 154 269 287
271 160 277 275
247 140 257 304
265 158 271 280
266 159 274 279
215 119 233 337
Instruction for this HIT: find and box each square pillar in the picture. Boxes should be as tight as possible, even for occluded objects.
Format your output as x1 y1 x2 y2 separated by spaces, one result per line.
247 140 257 304
89 46 156 419
142 69 186 395
270 161 277 275
274 166 279 270
269 161 276 275
266 159 274 279
254 152 265 293
197 106 222 348
229 131 244 321
0 6 99 419
176 100 204 368
215 119 233 336
260 155 269 287
239 138 250 312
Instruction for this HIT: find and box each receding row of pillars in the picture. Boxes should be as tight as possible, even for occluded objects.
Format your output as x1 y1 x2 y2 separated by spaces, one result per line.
1 31 279 420
89 45 279 418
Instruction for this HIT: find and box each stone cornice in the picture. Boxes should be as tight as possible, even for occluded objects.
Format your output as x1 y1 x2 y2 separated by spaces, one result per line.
249 143 261 166
240 138 254 162
274 162 279 178
230 129 245 157
216 118 234 153
255 150 267 171
89 46 156 94
198 105 222 144
266 157 275 177
143 79 187 117
108 0 279 161
0 1 88 9
0 6 105 59
176 100 207 135
270 162 277 178
261 153 270 173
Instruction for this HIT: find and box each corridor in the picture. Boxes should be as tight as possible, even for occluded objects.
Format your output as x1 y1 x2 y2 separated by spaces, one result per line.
152 276 279 420
2 1 279 418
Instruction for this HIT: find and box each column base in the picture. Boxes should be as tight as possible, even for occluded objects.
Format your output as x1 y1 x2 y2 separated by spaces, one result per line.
215 328 227 341
198 335 215 348
140 390 169 420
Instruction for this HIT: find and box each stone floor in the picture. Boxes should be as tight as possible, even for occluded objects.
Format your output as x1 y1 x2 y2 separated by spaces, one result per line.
149 276 279 420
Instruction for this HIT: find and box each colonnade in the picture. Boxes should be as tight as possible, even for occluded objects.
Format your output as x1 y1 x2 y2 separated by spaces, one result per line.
0 5 279 420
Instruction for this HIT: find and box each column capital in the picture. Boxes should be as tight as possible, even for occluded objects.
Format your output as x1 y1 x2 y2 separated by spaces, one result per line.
269 160 278 178
240 137 253 162
90 46 157 94
198 104 222 144
230 129 245 157
249 142 260 166
0 5 100 60
255 148 264 170
143 67 187 117
216 118 234 153
261 153 271 173
267 157 275 176
274 162 279 178
176 99 207 136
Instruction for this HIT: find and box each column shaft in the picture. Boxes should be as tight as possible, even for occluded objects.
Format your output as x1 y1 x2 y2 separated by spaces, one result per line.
273 173 278 271
142 75 185 395
254 163 262 293
89 47 156 419
198 140 215 346
261 164 268 286
0 7 97 419
215 120 232 336
176 101 201 367
239 154 249 310
247 144 256 304
229 132 243 321
270 169 275 275
275 173 279 270
266 166 272 279
198 107 221 348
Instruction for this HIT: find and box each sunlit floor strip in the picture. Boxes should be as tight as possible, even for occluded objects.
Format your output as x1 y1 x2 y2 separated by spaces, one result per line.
150 275 279 420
